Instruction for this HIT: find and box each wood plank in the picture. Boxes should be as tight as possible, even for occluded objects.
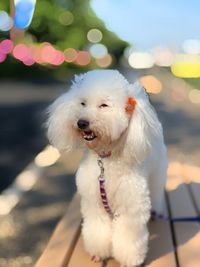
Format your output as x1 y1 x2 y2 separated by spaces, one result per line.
189 183 200 213
67 236 103 267
146 221 176 267
145 215 177 266
181 163 200 213
167 170 200 267
35 194 82 267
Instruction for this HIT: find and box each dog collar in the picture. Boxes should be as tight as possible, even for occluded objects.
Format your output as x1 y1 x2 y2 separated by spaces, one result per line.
98 151 111 158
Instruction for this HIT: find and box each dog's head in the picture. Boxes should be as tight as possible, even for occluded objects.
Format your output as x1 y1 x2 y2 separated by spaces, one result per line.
47 70 162 161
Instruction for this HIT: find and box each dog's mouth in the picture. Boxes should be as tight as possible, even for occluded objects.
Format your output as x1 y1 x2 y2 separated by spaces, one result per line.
81 130 97 141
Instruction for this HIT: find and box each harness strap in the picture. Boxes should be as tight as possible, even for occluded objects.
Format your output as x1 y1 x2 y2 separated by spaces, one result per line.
97 157 113 216
99 178 113 215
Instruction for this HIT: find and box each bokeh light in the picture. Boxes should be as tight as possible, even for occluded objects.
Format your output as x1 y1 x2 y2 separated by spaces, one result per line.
90 43 107 58
139 75 162 94
153 47 174 67
95 54 112 68
13 44 30 61
35 146 60 167
64 48 77 62
0 11 13 31
0 193 19 216
58 11 74 26
15 170 38 191
171 62 200 78
76 51 91 66
52 50 65 66
171 86 187 102
128 52 154 69
0 40 14 54
39 43 64 65
188 89 200 104
0 38 96 67
171 54 200 77
40 43 57 64
87 29 103 43
23 57 35 66
30 45 42 64
14 0 36 29
182 39 200 54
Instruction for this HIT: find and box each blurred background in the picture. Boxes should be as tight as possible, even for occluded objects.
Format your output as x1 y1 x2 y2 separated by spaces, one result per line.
0 0 200 266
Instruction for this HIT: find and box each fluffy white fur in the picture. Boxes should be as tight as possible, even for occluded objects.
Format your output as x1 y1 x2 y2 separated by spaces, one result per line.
47 70 167 267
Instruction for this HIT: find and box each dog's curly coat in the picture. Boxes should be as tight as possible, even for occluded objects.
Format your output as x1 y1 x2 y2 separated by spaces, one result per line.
47 70 167 267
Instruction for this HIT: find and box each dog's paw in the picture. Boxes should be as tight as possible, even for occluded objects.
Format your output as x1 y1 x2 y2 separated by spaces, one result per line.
91 255 102 262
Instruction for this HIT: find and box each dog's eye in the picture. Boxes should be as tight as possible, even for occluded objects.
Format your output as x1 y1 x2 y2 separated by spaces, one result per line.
81 102 86 106
99 104 109 108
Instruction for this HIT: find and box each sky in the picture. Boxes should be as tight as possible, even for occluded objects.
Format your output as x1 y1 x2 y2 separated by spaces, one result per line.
91 0 200 50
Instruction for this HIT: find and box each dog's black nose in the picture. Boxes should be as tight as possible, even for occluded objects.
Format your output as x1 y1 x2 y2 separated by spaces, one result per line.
77 119 89 129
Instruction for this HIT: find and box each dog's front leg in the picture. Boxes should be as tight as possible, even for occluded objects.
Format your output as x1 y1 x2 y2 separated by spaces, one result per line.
81 198 112 260
112 216 149 267
111 174 151 267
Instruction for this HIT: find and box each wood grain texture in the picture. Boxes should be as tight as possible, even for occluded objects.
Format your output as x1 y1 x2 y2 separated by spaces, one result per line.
145 220 177 267
190 183 200 213
167 171 200 267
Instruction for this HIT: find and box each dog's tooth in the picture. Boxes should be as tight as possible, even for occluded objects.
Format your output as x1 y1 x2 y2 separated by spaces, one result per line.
82 131 96 141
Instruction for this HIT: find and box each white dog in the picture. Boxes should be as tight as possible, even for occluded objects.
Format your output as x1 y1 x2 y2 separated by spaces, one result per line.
47 70 167 267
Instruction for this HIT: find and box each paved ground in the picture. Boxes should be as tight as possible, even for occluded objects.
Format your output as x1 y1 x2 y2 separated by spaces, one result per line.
0 79 71 267
0 68 199 267
0 79 67 192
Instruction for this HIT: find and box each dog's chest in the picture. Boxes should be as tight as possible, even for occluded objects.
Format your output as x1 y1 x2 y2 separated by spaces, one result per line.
103 159 124 194
102 161 125 210
76 156 126 210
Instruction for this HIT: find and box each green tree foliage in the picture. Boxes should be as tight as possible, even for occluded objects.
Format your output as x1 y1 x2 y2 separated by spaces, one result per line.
30 0 126 54
0 0 127 79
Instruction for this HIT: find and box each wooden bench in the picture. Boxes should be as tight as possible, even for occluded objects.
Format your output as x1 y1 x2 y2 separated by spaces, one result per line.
35 162 200 267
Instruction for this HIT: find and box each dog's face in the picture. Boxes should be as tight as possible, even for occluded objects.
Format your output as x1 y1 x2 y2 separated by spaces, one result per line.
47 69 160 160
47 70 135 152
73 89 131 151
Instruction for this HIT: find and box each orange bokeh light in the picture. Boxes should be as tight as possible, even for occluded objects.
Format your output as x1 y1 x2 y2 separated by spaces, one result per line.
64 48 77 62
13 44 29 61
95 54 112 68
139 75 162 94
76 51 91 66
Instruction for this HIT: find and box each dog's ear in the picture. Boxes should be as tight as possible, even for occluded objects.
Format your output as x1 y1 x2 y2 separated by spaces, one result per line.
125 97 137 114
124 81 163 162
46 91 77 152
